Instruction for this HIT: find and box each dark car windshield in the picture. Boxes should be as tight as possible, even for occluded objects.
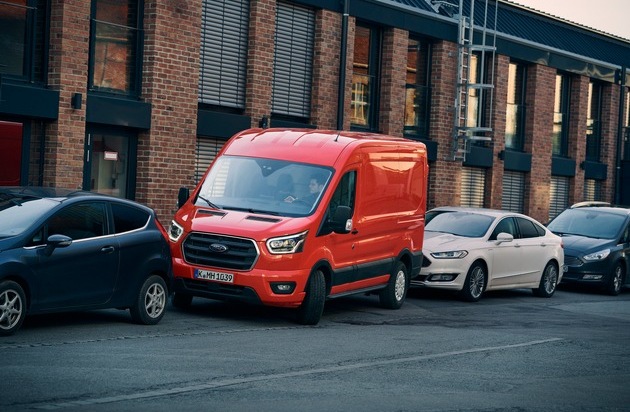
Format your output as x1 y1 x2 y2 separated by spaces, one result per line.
0 196 59 237
425 211 495 238
548 209 626 239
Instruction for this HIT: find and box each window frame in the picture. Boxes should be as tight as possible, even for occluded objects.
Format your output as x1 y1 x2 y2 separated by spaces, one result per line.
350 22 382 132
505 61 527 151
403 36 432 140
552 72 571 157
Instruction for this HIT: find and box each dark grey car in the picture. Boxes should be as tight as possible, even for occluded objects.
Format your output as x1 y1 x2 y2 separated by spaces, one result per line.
0 187 172 336
547 205 630 295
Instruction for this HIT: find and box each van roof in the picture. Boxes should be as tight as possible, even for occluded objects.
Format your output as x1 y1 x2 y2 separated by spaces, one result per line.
223 128 424 166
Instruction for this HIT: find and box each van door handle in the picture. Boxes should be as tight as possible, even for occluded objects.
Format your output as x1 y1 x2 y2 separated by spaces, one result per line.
351 229 359 235
101 246 115 254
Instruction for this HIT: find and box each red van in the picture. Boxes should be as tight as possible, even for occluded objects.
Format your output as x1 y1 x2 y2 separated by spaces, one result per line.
168 128 428 324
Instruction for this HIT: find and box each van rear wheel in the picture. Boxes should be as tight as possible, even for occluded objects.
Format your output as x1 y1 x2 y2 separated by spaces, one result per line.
296 270 325 325
379 261 408 309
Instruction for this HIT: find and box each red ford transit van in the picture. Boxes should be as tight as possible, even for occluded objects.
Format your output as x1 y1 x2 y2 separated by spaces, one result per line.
168 128 428 324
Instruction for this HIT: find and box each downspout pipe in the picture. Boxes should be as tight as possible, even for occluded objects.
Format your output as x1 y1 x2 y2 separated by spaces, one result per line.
337 0 350 131
614 66 626 205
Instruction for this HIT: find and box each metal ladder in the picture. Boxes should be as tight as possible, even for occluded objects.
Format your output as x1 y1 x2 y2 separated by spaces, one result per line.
449 0 497 161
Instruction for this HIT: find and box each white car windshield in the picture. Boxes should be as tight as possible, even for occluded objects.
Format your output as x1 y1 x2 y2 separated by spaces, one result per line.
196 156 333 217
425 211 495 237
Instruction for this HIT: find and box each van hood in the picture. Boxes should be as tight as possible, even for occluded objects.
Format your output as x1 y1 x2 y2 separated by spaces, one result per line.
558 234 614 256
185 208 313 240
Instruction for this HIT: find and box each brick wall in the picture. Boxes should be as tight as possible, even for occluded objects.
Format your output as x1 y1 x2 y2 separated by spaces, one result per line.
379 28 407 137
45 0 91 189
600 82 620 202
568 75 589 204
429 40 460 208
246 0 276 128
524 64 555 223
311 10 341 129
139 0 201 220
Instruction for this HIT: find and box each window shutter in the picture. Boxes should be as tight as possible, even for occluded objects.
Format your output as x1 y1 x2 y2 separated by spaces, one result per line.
195 137 226 183
583 179 602 202
502 171 525 213
461 167 486 208
549 176 570 221
272 1 315 118
199 0 249 108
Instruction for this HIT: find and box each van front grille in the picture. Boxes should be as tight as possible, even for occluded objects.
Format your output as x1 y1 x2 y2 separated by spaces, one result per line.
182 232 258 271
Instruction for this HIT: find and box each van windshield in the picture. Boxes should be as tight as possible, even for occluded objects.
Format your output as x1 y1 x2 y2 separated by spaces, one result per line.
196 156 333 217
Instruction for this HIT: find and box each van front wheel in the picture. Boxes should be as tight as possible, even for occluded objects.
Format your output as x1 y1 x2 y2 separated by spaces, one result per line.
296 270 325 325
379 261 408 309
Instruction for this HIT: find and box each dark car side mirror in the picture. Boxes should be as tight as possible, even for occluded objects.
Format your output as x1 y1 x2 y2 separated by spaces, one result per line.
43 234 72 256
178 187 190 209
330 205 352 234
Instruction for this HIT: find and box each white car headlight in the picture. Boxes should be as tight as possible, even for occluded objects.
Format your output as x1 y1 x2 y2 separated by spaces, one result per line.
430 250 468 259
583 249 610 261
267 231 308 254
168 220 184 242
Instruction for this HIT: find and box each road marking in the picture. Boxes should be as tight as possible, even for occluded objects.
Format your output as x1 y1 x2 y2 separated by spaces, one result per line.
31 337 562 410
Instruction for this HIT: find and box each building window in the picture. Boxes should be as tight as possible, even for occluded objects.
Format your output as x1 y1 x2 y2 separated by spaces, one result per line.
549 175 569 221
351 23 381 131
586 81 602 162
195 137 226 183
505 62 526 150
404 37 431 139
0 120 23 185
624 89 630 160
89 0 143 96
460 167 486 208
0 0 48 83
552 73 571 156
199 0 249 110
272 1 315 121
584 179 602 202
502 170 525 213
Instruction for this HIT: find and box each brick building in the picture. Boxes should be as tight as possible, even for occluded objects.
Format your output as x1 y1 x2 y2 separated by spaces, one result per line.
1 0 629 224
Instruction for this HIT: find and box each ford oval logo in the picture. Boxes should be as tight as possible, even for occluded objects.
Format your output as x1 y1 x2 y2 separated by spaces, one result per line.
209 243 228 253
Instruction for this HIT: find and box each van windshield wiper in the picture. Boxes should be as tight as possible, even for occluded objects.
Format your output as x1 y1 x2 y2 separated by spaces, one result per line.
223 206 280 216
197 194 221 210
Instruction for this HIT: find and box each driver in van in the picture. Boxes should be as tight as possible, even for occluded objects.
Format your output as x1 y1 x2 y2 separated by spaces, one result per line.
284 173 324 205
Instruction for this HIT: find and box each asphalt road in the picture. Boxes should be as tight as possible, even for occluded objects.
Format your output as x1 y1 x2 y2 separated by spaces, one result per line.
1 285 629 412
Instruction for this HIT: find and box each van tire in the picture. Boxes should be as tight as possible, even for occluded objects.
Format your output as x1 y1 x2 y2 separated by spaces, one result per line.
379 261 408 309
296 270 325 325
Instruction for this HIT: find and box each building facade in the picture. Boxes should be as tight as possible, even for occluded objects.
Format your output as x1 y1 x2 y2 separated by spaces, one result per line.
1 0 630 224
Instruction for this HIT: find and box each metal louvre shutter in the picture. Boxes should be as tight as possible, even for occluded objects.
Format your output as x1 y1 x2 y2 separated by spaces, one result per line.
460 167 486 208
549 176 570 221
199 0 249 108
195 137 226 183
272 1 315 118
583 179 602 202
502 171 525 213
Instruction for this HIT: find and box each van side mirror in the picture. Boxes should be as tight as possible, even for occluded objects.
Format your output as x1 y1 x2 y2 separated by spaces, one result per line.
178 187 190 208
330 205 352 234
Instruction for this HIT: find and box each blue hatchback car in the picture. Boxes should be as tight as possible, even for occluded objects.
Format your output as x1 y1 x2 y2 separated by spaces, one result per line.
0 187 172 336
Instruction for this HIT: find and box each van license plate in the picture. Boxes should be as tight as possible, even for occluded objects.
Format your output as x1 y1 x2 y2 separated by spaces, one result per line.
194 269 234 283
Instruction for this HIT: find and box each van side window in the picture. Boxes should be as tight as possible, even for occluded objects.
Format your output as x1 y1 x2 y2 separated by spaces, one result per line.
328 171 356 218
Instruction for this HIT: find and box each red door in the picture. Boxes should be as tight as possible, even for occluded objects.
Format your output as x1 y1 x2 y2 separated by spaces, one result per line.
0 121 22 185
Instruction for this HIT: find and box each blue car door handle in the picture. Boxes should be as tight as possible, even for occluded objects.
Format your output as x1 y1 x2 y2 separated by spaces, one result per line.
101 246 115 254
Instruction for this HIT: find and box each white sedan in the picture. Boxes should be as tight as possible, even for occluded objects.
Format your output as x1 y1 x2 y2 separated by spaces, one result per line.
411 207 564 301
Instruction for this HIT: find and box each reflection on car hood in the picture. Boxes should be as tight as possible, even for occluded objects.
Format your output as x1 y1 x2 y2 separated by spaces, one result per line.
423 231 473 252
559 234 614 256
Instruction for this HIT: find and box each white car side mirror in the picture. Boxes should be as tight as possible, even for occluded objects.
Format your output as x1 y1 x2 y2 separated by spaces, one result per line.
495 232 513 244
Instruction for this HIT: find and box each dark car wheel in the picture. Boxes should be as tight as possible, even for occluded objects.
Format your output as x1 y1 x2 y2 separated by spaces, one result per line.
296 270 326 325
605 262 624 296
460 261 486 302
379 261 409 309
533 262 558 298
0 281 27 337
172 292 193 309
130 275 167 325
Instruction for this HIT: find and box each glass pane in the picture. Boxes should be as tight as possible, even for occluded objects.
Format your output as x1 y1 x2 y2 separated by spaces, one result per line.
92 21 137 92
552 112 563 155
90 134 129 198
0 1 28 76
0 121 23 185
351 74 371 126
505 103 519 149
95 0 137 27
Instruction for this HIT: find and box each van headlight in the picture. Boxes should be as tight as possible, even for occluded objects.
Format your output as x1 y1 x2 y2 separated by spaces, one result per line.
168 220 184 242
267 231 308 254
583 249 610 261
431 250 468 259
